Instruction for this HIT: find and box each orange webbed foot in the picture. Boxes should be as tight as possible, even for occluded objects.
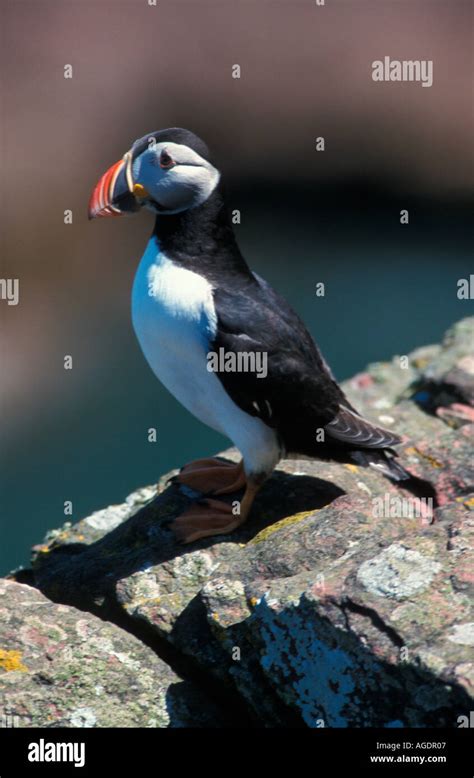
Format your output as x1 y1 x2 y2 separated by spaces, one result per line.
172 499 243 543
171 478 263 544
175 457 246 495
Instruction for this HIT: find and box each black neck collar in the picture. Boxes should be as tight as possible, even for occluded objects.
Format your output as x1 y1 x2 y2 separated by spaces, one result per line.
152 186 254 285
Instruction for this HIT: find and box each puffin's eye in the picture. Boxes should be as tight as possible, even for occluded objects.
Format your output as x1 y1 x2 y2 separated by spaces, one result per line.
159 149 174 169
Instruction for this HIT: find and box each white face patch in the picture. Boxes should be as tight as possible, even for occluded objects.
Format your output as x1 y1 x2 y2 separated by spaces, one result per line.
132 141 220 214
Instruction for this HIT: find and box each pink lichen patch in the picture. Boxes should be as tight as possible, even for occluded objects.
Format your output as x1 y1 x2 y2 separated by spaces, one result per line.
437 404 474 428
456 566 474 586
46 702 62 719
18 624 62 655
436 473 469 505
352 373 374 389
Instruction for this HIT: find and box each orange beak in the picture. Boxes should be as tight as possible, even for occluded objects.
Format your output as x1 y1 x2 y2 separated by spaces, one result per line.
88 158 127 219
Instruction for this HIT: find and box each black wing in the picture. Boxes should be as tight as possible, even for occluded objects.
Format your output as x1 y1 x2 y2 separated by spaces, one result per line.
211 273 401 457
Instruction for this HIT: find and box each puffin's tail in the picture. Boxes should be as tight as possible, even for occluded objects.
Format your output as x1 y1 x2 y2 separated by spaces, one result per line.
351 448 411 482
325 404 410 481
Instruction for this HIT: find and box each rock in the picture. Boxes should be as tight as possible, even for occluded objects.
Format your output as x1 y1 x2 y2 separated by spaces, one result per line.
410 318 474 411
12 318 474 727
0 579 230 727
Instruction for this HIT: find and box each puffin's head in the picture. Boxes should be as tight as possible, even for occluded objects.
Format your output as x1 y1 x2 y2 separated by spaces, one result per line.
88 128 220 219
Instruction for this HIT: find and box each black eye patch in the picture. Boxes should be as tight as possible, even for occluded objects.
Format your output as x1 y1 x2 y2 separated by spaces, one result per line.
159 149 174 169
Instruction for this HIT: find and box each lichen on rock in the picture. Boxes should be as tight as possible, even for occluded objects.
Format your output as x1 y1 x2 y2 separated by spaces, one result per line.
0 580 231 727
8 317 474 727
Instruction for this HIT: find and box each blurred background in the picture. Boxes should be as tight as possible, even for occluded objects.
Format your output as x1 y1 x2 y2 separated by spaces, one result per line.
1 0 473 573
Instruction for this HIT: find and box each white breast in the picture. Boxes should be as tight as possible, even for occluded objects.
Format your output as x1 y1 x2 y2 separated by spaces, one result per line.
131 239 281 477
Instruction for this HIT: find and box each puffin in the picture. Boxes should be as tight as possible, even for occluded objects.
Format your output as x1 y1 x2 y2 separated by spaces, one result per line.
88 127 409 543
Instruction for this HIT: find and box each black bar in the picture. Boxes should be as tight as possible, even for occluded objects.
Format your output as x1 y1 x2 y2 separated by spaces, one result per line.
0 727 472 776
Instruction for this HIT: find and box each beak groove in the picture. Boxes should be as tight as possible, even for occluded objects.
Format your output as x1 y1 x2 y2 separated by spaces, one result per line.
88 158 126 219
88 152 142 219
89 146 152 219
